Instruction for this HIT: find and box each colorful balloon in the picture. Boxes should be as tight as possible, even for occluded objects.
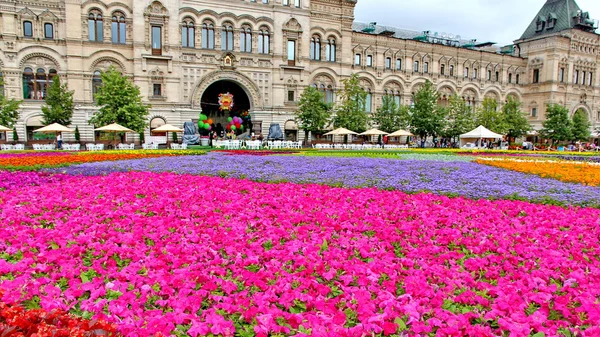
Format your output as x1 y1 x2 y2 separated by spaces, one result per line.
200 114 208 121
227 117 233 122
231 125 236 131
206 119 213 125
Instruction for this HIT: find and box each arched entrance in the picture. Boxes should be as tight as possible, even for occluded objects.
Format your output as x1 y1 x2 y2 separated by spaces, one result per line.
200 80 253 136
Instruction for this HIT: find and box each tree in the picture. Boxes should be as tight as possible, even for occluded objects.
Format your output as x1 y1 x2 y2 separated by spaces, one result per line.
40 75 74 125
295 86 332 142
332 74 369 133
443 94 476 143
502 97 531 142
172 131 178 143
476 98 506 134
410 81 445 146
12 128 18 142
89 67 150 133
541 104 572 146
571 109 591 142
371 95 411 133
0 74 22 129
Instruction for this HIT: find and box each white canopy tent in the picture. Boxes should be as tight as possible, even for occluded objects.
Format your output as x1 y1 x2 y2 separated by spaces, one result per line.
459 125 504 148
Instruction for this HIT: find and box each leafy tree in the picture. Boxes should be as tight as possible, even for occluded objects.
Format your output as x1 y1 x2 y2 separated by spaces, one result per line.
332 74 369 133
0 74 22 129
371 95 411 133
295 86 331 142
571 109 591 142
139 132 145 144
502 97 531 142
89 67 150 133
476 98 506 134
541 104 572 145
410 81 445 146
41 75 74 125
12 128 18 142
443 94 476 142
172 131 178 143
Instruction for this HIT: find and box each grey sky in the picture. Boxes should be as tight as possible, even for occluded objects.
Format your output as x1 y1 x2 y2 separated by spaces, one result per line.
354 0 600 46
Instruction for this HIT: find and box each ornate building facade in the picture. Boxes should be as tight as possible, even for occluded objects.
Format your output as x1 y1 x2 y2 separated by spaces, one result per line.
0 0 597 143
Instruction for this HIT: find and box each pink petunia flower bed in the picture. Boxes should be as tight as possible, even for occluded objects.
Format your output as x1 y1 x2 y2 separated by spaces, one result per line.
1 172 599 337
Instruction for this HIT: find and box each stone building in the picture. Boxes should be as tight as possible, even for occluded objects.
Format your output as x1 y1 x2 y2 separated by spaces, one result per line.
0 0 597 143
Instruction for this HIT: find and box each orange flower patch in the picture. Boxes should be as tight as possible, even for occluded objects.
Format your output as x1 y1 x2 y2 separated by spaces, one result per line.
476 158 600 186
0 152 174 169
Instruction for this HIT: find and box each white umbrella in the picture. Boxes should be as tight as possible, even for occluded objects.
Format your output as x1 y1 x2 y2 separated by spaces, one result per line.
389 129 414 137
360 128 389 136
152 124 184 147
34 123 75 150
324 128 358 136
0 125 11 143
95 123 135 148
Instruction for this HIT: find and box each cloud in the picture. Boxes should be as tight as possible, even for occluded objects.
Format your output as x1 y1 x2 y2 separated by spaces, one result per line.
354 0 600 45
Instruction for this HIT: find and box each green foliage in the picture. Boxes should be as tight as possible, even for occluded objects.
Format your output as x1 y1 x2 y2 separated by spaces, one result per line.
139 132 145 144
74 126 80 142
172 131 178 142
571 109 591 142
296 86 332 139
476 98 506 134
443 95 476 140
541 104 572 145
410 80 445 139
89 67 150 133
0 73 22 129
502 97 531 141
332 74 369 133
371 95 411 133
12 128 18 142
41 75 74 126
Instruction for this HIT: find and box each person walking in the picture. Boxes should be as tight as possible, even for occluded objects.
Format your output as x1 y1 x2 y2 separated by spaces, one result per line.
57 133 63 150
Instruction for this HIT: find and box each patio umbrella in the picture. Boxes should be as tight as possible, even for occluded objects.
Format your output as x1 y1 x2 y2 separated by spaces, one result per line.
152 124 184 147
0 125 11 142
389 129 414 137
324 127 358 144
360 128 389 136
34 123 75 149
95 123 135 148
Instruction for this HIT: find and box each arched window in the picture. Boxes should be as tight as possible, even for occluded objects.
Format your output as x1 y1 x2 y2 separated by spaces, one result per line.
413 61 419 72
385 57 392 69
240 27 252 52
23 21 33 37
355 54 361 65
202 23 215 49
449 65 454 76
221 24 233 51
23 68 56 100
92 71 102 100
258 29 270 54
44 23 54 39
464 67 469 78
487 70 492 80
326 38 336 62
181 21 195 48
112 13 126 44
396 58 402 70
508 73 513 84
440 64 445 75
516 74 520 84
423 62 429 73
310 36 321 61
88 12 104 42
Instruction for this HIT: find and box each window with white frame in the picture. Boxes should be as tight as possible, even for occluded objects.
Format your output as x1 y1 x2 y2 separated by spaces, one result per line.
181 20 195 48
112 13 126 44
221 24 234 51
326 38 336 62
385 57 391 69
240 27 252 52
413 61 419 72
88 11 104 42
202 22 215 49
396 58 402 70
258 29 270 54
310 36 321 61
355 53 361 65
366 55 373 67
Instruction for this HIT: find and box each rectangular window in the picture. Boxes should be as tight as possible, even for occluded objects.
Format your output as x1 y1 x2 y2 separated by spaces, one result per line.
559 67 565 82
464 67 469 78
385 57 391 69
487 70 492 80
508 73 512 83
283 0 289 5
295 0 301 7
440 64 445 75
473 68 478 79
287 90 295 102
588 72 593 86
287 40 296 66
413 61 419 72
44 23 54 39
396 59 401 70
153 83 162 97
364 93 372 113
23 21 33 37
516 74 520 84
574 70 579 84
531 108 537 117
532 69 539 83
450 65 454 76
423 62 429 73
355 54 361 65
152 26 162 55
495 71 499 82
366 55 373 67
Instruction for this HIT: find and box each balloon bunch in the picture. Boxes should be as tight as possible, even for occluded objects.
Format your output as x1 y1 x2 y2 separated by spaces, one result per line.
197 114 213 132
225 116 245 132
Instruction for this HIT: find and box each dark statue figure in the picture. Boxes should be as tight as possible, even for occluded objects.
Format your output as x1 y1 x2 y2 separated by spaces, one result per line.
267 123 284 140
182 121 200 145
